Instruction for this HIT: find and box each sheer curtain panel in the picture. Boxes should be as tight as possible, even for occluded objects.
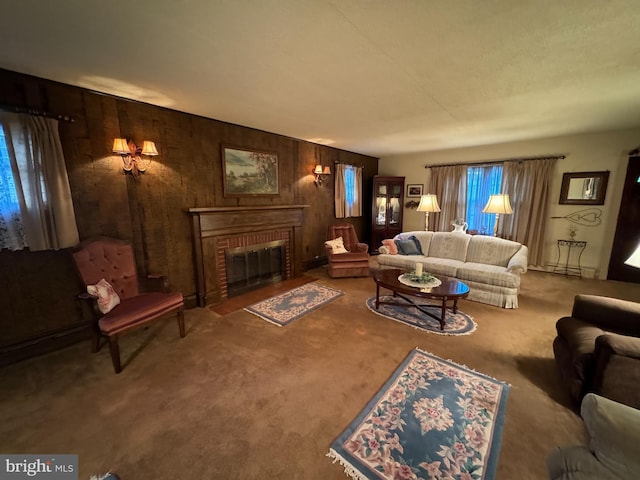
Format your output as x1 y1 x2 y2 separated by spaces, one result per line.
428 164 467 231
501 158 557 266
0 112 79 251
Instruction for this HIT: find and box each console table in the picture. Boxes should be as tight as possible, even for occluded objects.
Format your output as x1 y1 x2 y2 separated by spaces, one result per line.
553 239 587 278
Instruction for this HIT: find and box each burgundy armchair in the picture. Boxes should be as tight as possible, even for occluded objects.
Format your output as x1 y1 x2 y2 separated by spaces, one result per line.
325 223 370 278
72 237 185 373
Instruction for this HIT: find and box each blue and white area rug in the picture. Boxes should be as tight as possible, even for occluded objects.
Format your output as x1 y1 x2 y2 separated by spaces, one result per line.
366 295 477 336
328 348 510 480
244 283 343 326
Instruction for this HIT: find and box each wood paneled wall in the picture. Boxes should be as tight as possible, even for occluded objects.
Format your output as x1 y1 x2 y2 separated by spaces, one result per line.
0 68 378 359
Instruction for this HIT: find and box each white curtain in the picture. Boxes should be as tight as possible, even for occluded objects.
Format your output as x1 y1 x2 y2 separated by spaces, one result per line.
501 158 557 266
428 164 467 231
1 112 79 251
335 164 362 218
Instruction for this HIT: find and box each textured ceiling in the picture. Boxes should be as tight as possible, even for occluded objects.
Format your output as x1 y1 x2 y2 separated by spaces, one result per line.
1 0 639 157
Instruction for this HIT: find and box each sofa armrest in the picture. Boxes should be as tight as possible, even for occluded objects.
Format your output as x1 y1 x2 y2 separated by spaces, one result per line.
580 393 640 478
506 245 528 274
591 333 640 408
572 294 640 334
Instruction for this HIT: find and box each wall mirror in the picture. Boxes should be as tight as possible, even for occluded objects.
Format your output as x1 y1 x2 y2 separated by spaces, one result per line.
559 171 609 205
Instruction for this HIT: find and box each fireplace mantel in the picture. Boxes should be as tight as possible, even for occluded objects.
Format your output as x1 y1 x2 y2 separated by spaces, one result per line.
187 205 308 306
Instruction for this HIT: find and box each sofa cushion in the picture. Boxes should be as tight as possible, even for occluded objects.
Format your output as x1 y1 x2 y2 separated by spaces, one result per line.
466 235 522 267
427 232 471 261
456 263 520 289
422 257 464 277
377 254 423 270
395 236 423 255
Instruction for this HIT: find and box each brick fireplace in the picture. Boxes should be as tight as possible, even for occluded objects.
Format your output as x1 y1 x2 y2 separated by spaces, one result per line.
187 206 307 306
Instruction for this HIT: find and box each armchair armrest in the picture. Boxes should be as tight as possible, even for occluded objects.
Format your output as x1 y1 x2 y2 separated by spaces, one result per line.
354 242 369 253
580 394 640 478
572 295 640 335
506 245 528 274
591 333 640 408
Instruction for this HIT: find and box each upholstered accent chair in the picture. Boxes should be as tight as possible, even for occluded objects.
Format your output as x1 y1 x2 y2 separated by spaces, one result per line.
553 294 640 409
325 223 370 278
72 237 185 374
547 394 640 480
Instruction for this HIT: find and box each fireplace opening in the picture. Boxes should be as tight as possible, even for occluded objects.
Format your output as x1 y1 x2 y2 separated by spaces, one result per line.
225 240 287 297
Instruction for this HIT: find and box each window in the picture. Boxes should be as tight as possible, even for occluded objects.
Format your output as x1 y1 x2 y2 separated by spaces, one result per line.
466 165 503 233
0 129 26 249
335 164 362 218
344 165 355 209
0 112 79 251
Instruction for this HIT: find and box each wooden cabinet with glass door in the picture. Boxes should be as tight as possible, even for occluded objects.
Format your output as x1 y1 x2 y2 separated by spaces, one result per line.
371 176 405 253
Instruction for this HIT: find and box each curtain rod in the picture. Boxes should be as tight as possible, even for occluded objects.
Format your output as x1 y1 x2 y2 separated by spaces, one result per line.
0 104 75 123
424 154 565 169
334 161 365 168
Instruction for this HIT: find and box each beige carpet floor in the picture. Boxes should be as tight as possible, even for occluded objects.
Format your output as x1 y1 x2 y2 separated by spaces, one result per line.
1 263 639 479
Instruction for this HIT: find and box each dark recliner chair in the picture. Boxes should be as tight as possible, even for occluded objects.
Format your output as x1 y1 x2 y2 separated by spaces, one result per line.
553 294 640 409
325 223 370 278
72 237 185 373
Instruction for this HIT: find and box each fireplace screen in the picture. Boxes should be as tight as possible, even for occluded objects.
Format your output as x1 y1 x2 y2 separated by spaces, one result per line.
225 240 287 297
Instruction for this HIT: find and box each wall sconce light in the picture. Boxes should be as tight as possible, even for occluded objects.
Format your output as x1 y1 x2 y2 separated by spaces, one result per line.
313 164 331 185
113 138 158 177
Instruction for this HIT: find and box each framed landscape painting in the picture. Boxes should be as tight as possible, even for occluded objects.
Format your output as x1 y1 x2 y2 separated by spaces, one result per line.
406 184 423 197
222 145 279 196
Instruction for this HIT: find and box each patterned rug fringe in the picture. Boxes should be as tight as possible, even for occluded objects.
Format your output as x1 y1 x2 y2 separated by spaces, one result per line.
326 449 369 480
244 311 287 327
365 300 476 336
414 347 512 386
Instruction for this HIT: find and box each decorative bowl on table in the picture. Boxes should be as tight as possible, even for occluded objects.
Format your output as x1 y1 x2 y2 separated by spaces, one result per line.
398 271 442 289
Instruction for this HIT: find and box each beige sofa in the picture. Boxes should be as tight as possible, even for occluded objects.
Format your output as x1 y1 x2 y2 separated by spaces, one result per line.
377 231 528 308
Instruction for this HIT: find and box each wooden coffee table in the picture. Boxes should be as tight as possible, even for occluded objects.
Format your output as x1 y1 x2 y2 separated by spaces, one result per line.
372 268 470 330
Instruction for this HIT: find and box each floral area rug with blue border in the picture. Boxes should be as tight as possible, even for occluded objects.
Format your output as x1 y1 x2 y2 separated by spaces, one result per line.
365 296 477 336
244 282 343 326
328 348 510 480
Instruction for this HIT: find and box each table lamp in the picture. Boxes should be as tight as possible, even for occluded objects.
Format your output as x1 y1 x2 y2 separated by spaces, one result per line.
624 242 640 268
416 194 441 231
482 194 513 237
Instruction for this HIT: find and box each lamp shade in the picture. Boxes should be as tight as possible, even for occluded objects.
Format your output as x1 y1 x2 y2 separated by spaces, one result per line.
482 194 513 214
625 242 640 269
416 194 441 213
112 138 130 154
314 164 323 175
323 165 331 175
141 141 158 156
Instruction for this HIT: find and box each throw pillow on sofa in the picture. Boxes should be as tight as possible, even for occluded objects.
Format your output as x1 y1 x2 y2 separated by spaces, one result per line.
395 236 423 255
381 239 399 255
